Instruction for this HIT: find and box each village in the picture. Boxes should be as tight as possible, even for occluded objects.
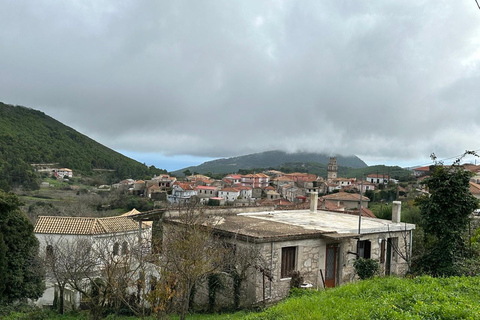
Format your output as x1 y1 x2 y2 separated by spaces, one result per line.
27 156 480 316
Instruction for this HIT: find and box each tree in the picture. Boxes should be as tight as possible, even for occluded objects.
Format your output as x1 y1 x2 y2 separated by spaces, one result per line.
414 153 479 276
0 190 44 304
161 204 224 320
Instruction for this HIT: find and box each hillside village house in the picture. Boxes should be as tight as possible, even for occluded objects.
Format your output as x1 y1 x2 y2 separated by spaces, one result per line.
53 168 73 179
163 194 414 308
321 192 370 210
168 182 197 203
218 187 240 203
33 209 151 309
366 174 398 185
241 173 270 188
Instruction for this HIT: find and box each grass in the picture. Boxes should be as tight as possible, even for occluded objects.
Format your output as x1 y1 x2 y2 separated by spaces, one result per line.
5 277 480 319
246 276 480 320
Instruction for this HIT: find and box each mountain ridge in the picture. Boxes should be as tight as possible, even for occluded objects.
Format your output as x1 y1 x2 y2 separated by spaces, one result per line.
173 150 367 176
0 102 166 190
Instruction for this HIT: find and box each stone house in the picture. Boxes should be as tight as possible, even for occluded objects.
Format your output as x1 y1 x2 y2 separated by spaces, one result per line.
321 192 370 210
218 187 240 203
202 196 414 307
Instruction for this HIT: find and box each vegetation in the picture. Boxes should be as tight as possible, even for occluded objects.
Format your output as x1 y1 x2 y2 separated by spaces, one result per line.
247 276 480 319
414 162 478 276
173 150 367 176
0 102 167 190
353 258 379 280
0 190 44 304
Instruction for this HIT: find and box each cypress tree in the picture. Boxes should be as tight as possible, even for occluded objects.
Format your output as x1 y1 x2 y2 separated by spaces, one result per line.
0 190 44 304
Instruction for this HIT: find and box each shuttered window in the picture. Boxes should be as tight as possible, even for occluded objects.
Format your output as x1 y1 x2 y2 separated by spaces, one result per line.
281 246 296 278
357 240 371 259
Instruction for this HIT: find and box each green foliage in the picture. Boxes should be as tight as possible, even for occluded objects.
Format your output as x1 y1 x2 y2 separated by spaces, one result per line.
0 102 167 190
289 271 304 289
0 233 7 298
246 276 480 320
207 273 224 312
414 164 479 276
174 150 367 176
0 190 45 304
353 258 379 280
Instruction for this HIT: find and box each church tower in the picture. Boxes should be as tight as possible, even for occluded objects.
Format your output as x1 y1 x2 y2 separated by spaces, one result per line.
327 157 338 181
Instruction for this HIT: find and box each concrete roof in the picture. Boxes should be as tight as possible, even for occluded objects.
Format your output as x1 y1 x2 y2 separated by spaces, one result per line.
207 209 415 242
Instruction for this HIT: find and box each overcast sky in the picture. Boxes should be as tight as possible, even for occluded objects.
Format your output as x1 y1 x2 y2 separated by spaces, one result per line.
2 1 480 171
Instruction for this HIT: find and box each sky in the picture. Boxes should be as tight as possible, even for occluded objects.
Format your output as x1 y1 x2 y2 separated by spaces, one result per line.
2 1 480 171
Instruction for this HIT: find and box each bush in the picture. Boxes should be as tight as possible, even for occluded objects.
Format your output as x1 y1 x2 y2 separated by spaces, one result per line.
353 258 379 280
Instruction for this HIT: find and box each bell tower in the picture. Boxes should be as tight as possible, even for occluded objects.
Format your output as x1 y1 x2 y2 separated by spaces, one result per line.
327 157 338 181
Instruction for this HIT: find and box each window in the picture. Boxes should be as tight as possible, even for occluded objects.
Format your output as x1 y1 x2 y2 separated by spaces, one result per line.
113 242 120 255
121 241 128 255
357 240 371 259
281 246 296 278
46 245 54 260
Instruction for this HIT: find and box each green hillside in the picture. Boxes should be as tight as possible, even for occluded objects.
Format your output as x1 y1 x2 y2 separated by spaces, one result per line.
174 150 367 176
0 102 166 190
247 276 480 320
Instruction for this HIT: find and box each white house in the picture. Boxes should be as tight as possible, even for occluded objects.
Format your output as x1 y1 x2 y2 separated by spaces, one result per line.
218 187 240 203
33 209 151 309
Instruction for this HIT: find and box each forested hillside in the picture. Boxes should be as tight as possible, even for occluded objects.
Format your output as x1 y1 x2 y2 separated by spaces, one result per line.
174 150 367 176
0 102 166 190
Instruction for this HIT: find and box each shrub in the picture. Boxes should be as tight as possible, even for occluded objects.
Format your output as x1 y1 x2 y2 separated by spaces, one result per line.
353 258 379 280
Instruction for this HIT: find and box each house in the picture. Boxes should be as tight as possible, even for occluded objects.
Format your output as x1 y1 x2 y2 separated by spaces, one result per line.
469 181 480 200
54 168 73 179
320 192 370 210
224 174 242 185
366 174 394 185
284 173 317 185
241 173 270 188
133 180 146 196
152 175 177 189
167 182 197 203
413 166 430 177
265 190 281 201
218 187 240 203
33 209 151 309
332 177 355 188
163 195 414 308
235 185 253 200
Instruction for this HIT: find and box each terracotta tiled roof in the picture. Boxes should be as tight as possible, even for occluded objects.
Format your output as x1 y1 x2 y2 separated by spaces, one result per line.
366 174 389 179
413 166 430 172
235 186 252 191
321 192 370 202
470 182 480 195
121 208 141 217
34 214 145 235
195 186 218 190
220 187 240 192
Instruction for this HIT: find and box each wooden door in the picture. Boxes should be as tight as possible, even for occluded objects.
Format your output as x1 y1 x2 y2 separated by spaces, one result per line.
325 245 338 288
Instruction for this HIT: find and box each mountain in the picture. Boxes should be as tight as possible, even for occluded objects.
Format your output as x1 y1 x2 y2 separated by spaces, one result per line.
173 150 367 176
0 102 166 190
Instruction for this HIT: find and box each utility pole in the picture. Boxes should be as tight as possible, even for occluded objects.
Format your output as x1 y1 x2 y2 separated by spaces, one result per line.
358 175 364 235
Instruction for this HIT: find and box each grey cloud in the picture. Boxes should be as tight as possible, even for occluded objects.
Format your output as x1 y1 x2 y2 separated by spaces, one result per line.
1 0 480 164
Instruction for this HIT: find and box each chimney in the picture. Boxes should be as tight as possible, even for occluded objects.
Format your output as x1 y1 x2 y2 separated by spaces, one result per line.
392 201 401 223
310 192 318 213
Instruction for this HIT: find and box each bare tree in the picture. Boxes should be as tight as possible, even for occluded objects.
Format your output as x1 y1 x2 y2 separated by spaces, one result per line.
161 204 224 320
222 239 270 310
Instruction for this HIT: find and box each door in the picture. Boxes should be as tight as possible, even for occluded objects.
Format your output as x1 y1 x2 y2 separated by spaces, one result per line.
386 238 392 276
325 245 338 288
